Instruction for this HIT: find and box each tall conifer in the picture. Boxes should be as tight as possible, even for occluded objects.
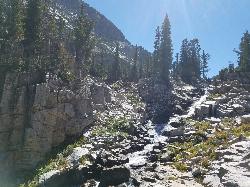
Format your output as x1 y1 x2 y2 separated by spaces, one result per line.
159 14 173 83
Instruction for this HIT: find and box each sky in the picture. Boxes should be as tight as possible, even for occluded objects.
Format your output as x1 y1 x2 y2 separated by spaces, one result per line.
85 0 250 77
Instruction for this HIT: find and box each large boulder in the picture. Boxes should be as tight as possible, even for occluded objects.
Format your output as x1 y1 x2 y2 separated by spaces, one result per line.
195 100 217 119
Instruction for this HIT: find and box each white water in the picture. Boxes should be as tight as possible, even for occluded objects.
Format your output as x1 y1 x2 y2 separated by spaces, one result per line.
126 89 209 168
168 89 209 125
126 121 167 168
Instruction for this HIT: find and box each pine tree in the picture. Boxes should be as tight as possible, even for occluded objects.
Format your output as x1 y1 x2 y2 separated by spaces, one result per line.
201 50 210 80
145 54 152 78
0 1 6 38
90 52 106 79
179 39 190 82
159 14 173 83
0 0 8 64
0 0 8 98
138 60 144 79
74 4 93 78
153 26 161 76
24 0 43 71
6 0 24 70
129 45 138 82
172 53 179 78
179 39 202 83
7 0 23 42
237 31 250 72
24 0 42 55
189 39 201 79
109 42 121 82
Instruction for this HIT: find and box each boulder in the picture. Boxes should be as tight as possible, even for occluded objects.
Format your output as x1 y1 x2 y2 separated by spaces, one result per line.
159 152 172 162
167 117 185 128
99 167 130 186
91 83 105 105
162 125 184 137
67 147 89 166
195 100 217 119
241 114 250 124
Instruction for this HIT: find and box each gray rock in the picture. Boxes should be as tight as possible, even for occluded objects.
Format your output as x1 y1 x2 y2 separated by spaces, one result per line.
204 139 250 187
99 166 130 186
241 114 250 123
192 167 202 178
160 152 172 162
67 147 89 166
0 74 109 176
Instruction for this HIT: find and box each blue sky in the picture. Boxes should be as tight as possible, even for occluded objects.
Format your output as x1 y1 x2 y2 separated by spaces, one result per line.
85 0 250 77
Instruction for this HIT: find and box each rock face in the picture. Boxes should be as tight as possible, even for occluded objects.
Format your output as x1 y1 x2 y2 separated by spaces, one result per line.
53 0 151 71
138 79 173 123
0 73 111 177
204 139 250 187
139 78 203 123
55 0 126 42
195 80 250 119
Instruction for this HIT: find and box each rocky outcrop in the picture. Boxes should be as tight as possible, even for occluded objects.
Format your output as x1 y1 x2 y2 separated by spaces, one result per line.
204 139 250 187
0 73 111 179
138 79 173 123
194 80 250 119
139 78 203 123
26 82 147 187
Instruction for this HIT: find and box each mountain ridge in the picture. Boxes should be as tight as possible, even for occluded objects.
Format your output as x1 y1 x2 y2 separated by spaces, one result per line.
53 0 151 65
55 0 128 42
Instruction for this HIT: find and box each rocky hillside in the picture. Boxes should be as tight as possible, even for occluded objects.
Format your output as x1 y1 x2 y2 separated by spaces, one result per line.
17 79 203 187
55 0 127 42
16 75 250 187
0 1 151 185
53 0 151 66
1 70 250 187
1 1 250 187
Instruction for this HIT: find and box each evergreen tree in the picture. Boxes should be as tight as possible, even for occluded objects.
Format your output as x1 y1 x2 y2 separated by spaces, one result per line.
0 1 6 39
121 61 129 81
7 0 23 42
0 0 8 65
74 4 93 78
90 52 106 79
24 0 42 55
145 54 152 78
129 45 138 82
159 14 173 83
153 26 161 76
172 53 179 78
55 42 74 83
237 31 250 72
109 42 121 82
0 0 24 72
24 0 43 71
7 0 24 69
138 60 144 79
179 38 202 84
0 0 8 98
189 39 201 79
179 39 190 82
201 50 210 80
